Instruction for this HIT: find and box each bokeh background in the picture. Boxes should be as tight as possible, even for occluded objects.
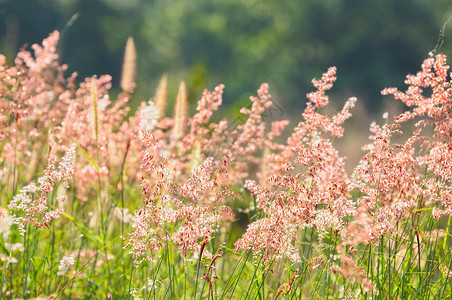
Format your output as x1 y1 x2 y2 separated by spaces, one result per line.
1 0 452 167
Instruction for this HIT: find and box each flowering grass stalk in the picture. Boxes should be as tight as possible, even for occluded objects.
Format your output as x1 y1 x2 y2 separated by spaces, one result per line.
1 31 452 299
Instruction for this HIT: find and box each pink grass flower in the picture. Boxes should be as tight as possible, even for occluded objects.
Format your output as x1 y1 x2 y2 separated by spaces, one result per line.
235 68 355 264
8 146 75 234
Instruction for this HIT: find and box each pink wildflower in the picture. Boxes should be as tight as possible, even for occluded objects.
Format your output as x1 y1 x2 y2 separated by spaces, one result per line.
235 68 355 264
8 146 75 234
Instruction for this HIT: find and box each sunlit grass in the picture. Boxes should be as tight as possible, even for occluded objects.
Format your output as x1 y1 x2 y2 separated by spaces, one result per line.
1 32 452 299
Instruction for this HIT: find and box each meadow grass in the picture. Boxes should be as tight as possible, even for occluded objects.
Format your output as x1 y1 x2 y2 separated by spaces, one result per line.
0 32 452 299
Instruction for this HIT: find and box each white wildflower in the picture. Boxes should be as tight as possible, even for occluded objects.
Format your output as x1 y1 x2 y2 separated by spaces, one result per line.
57 253 76 276
139 100 159 131
0 208 12 239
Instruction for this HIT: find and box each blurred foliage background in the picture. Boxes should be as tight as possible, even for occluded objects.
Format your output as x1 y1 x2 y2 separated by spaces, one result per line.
1 0 452 117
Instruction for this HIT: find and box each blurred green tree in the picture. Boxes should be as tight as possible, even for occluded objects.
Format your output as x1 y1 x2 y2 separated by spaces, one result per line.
1 0 451 113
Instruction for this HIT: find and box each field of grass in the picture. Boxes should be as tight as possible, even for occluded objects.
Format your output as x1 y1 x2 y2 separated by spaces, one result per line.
1 32 452 299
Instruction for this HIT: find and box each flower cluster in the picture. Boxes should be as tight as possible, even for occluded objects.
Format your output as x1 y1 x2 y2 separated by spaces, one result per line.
126 77 288 262
2 32 452 295
344 54 452 245
125 130 236 261
0 31 143 205
8 146 75 234
234 67 356 264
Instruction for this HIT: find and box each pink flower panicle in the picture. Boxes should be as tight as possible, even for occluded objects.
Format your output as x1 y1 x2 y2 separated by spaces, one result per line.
373 54 452 220
8 146 75 234
1 31 75 164
125 135 237 261
235 68 354 265
1 31 143 203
